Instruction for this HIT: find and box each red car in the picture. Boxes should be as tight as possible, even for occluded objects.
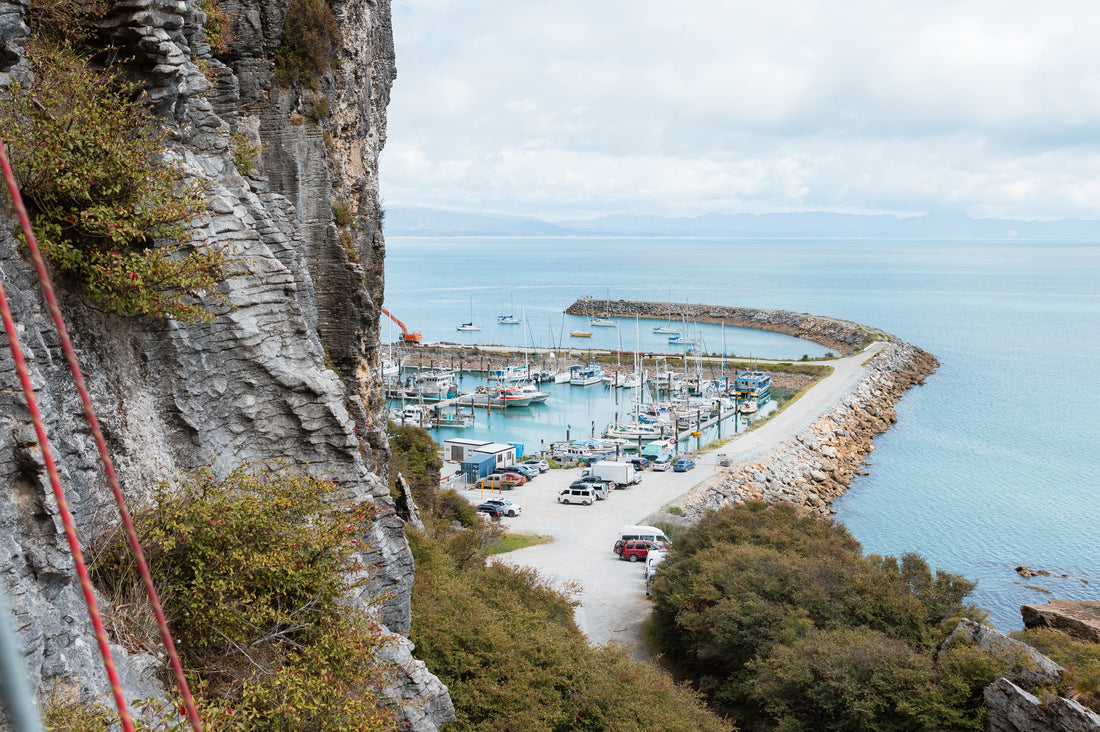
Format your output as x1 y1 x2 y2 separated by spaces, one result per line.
616 539 660 562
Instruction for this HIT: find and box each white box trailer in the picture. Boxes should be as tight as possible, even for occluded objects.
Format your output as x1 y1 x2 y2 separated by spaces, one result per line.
579 460 639 489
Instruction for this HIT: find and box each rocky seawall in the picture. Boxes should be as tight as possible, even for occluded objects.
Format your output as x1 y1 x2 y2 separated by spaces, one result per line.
678 339 939 520
0 0 453 727
565 298 887 355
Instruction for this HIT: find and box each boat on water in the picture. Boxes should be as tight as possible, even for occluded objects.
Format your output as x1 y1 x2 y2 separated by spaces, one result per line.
590 317 616 327
389 405 432 428
515 381 550 403
668 333 697 345
393 369 457 400
433 409 474 428
498 293 520 324
733 369 771 400
457 297 481 331
488 365 530 383
569 365 605 386
605 422 665 439
458 386 535 408
569 329 593 337
738 398 759 415
653 296 680 335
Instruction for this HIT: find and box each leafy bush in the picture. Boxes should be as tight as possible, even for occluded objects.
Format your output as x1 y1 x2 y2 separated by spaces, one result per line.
1012 628 1100 711
91 464 397 730
1 45 234 319
275 0 340 87
387 423 442 507
199 0 232 56
229 131 263 177
649 501 990 729
0 47 232 322
407 530 733 731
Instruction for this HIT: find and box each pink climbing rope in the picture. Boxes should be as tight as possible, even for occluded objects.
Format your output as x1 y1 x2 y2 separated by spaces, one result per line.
0 137 203 730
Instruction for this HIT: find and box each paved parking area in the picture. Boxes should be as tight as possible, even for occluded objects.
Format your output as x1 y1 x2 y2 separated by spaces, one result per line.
455 342 886 652
462 459 718 652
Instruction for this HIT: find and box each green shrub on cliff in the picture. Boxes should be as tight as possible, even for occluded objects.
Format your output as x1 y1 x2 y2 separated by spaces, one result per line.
1011 628 1100 712
275 0 340 88
91 464 398 730
649 501 999 730
0 46 232 322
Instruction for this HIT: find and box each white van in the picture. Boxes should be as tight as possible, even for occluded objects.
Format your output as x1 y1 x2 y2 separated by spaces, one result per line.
619 524 670 546
558 486 597 505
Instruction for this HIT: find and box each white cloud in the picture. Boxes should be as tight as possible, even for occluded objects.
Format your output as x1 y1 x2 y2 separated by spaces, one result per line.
381 0 1100 219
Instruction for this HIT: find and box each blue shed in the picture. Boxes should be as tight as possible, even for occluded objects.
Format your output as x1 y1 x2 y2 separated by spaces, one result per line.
460 453 496 482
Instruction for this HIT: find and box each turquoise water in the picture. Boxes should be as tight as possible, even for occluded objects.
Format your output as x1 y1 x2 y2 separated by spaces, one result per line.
384 236 1100 630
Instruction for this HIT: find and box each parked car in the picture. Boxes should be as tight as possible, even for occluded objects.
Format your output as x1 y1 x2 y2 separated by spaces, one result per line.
618 539 660 562
651 457 672 471
475 502 504 518
629 457 650 470
475 473 523 490
508 464 539 480
493 465 534 482
558 485 597 505
480 498 522 517
570 478 609 500
672 457 695 472
520 458 550 473
493 470 527 485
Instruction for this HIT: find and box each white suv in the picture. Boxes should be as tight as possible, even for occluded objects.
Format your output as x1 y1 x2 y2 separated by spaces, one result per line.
651 458 671 471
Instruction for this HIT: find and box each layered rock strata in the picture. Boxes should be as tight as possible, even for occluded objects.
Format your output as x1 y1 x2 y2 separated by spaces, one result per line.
679 340 938 519
0 0 453 726
566 298 887 355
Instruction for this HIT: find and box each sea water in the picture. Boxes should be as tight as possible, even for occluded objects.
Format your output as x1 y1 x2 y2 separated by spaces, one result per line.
383 236 1100 630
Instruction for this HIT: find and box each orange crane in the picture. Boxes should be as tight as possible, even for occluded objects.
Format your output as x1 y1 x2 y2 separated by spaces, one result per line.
381 306 422 343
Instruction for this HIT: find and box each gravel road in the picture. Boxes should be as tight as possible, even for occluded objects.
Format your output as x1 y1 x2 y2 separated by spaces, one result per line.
465 342 886 652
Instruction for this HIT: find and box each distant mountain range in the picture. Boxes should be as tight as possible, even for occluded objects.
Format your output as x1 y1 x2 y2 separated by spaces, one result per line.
383 205 1100 240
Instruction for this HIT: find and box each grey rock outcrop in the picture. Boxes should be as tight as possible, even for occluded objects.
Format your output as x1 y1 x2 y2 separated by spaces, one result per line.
985 678 1100 732
938 620 1100 732
0 0 454 727
937 619 1064 689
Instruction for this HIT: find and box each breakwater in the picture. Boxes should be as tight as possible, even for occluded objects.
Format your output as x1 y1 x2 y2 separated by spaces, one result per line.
668 340 939 521
565 298 887 355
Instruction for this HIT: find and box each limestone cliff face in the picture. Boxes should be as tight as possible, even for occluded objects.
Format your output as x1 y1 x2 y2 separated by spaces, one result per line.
0 0 452 727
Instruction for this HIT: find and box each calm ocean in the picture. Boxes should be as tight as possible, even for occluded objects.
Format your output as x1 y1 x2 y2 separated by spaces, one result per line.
383 236 1100 630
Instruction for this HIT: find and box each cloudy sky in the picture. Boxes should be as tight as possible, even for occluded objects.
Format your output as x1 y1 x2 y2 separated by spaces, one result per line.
379 1 1100 221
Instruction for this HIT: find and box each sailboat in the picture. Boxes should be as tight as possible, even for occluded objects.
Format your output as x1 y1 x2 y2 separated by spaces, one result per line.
653 293 680 335
457 297 481 331
498 292 520 324
590 289 617 327
569 298 593 337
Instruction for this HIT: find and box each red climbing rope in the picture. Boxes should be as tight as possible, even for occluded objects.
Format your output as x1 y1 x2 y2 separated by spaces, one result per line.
0 138 203 730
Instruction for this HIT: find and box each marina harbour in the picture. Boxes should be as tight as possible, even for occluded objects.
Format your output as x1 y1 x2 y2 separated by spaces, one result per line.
382 314 820 461
383 236 1100 631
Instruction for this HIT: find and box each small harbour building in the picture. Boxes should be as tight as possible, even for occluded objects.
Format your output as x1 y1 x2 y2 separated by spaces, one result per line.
442 437 493 463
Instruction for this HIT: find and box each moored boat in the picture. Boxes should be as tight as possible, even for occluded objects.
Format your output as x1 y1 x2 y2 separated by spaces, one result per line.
569 365 605 386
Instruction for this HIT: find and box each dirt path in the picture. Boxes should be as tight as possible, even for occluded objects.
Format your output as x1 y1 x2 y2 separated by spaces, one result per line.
476 341 886 651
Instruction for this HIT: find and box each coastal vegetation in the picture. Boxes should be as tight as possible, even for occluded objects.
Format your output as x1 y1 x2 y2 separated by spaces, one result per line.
1 8 233 322
79 465 398 730
1010 628 1100 710
391 423 734 730
648 501 1028 730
